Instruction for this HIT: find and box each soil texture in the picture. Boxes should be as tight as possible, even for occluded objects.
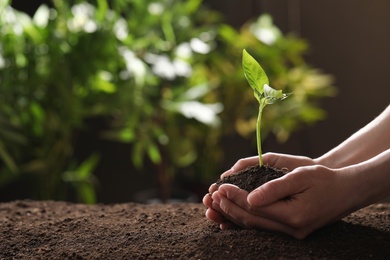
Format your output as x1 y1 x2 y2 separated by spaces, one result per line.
216 165 286 192
0 200 389 259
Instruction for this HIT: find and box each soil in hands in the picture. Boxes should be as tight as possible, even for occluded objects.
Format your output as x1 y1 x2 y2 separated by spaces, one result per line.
216 164 286 192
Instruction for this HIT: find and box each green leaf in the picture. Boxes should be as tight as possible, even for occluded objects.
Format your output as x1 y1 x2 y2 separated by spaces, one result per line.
242 49 269 100
147 142 162 164
75 153 100 179
264 84 291 104
96 0 109 22
78 183 96 204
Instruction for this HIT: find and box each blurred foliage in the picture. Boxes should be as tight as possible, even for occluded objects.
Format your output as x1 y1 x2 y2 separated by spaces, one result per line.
0 0 335 203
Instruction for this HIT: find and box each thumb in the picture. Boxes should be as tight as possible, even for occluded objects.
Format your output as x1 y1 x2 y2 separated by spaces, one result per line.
263 152 314 171
247 173 300 207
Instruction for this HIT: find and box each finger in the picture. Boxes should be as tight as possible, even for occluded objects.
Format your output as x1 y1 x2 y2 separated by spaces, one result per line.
250 198 315 239
221 156 259 178
230 156 259 173
216 190 302 237
263 152 314 170
208 183 218 194
205 207 226 224
215 182 293 226
212 192 249 229
262 152 295 169
204 189 237 227
220 222 237 230
206 185 244 229
202 193 213 208
216 183 299 224
203 191 232 226
220 168 234 179
212 191 252 229
262 152 281 167
206 198 237 228
217 184 250 211
248 172 307 207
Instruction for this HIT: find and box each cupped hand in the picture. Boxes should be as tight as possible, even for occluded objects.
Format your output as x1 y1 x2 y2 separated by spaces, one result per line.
203 153 317 229
207 165 358 239
221 153 316 178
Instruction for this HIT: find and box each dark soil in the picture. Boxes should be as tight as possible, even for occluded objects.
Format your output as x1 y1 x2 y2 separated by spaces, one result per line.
0 200 389 259
216 164 286 192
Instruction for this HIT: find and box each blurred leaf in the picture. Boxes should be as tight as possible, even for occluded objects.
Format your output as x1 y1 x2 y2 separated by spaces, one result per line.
147 142 161 164
132 142 145 169
250 14 282 45
61 154 99 204
75 153 100 179
0 140 18 174
178 83 213 101
63 153 100 181
96 0 108 22
33 4 50 28
78 183 96 204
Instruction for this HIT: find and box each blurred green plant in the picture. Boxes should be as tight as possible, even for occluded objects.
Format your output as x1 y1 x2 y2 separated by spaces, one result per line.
0 0 335 203
0 0 223 203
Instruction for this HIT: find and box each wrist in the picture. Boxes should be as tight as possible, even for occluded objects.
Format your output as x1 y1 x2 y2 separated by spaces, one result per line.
314 151 354 169
344 149 390 208
314 154 335 168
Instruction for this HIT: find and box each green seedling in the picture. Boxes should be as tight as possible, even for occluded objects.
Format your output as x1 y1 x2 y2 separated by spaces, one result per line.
242 49 290 166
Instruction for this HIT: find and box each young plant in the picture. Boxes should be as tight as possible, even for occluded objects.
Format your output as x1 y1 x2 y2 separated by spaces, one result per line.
242 49 290 166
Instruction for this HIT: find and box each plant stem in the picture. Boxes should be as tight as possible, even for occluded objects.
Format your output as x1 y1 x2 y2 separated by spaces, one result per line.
257 105 263 166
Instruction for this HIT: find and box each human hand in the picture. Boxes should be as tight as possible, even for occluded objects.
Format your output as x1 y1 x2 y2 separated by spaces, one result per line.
207 165 358 239
222 153 316 178
203 153 317 228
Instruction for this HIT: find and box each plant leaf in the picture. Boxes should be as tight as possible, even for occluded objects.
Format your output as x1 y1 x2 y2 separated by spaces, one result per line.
75 153 100 179
147 142 162 164
263 84 291 104
242 49 269 100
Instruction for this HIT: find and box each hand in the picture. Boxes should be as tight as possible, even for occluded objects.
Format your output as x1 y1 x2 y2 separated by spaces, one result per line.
207 165 358 239
221 153 317 178
203 153 317 229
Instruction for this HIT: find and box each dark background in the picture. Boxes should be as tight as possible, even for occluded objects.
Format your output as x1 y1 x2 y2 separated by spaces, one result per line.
207 0 390 157
6 0 390 203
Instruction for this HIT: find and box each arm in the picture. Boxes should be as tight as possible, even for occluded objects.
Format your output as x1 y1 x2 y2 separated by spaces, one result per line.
315 105 390 168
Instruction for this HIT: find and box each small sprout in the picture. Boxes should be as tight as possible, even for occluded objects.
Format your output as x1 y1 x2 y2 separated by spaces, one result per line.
242 49 290 166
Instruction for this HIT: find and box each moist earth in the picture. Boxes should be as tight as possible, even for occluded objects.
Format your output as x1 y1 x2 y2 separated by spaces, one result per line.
216 164 286 192
0 200 389 259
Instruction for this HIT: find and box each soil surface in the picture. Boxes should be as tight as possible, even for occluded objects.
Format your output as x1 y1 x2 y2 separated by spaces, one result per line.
216 165 286 192
0 200 389 259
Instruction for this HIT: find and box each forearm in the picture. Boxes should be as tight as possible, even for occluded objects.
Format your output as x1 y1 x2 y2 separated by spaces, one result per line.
316 105 390 168
345 148 390 211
